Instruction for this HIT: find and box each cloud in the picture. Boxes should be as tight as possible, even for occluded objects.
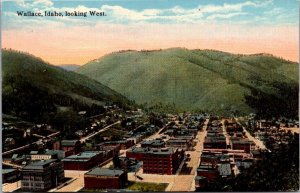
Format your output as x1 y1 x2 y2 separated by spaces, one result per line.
32 0 53 7
200 0 272 14
207 12 249 20
14 0 53 8
2 0 296 28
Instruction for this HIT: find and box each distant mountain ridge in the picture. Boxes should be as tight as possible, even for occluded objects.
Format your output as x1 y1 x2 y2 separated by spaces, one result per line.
77 48 298 117
59 64 81 71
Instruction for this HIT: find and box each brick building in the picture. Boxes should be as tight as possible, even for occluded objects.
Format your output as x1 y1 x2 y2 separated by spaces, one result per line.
127 147 185 175
62 151 107 171
84 168 128 189
21 159 64 191
126 147 149 161
143 148 184 175
196 164 218 182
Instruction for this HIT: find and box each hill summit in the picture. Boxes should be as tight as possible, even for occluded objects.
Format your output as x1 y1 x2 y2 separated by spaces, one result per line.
77 48 298 117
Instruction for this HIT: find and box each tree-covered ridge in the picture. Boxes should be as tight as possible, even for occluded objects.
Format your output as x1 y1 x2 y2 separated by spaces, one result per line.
2 49 131 127
77 48 298 117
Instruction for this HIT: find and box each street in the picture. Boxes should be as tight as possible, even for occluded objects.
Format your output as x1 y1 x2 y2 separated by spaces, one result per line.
80 121 121 143
127 119 209 191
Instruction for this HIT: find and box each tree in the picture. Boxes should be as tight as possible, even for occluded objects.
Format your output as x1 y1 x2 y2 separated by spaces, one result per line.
113 155 121 168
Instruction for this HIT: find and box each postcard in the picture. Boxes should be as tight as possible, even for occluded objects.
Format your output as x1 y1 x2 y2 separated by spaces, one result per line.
1 0 299 192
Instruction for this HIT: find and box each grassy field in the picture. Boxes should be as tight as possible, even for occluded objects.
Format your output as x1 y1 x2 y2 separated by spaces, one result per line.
126 182 168 192
80 182 168 192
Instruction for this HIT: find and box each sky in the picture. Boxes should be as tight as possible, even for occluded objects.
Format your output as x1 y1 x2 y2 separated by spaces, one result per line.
2 0 299 65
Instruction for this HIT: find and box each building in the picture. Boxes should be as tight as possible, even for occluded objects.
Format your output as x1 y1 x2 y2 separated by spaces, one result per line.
143 148 185 175
141 139 165 148
127 147 185 175
104 139 134 150
3 169 21 183
196 164 218 182
5 138 15 146
62 151 114 170
126 147 149 161
21 159 64 191
230 139 253 153
166 138 191 150
195 176 208 188
217 163 232 177
63 151 103 171
30 150 65 161
203 137 227 149
61 140 81 156
84 168 128 189
250 150 264 159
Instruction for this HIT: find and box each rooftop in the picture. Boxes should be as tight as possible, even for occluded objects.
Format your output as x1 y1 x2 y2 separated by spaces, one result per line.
3 169 17 174
61 140 80 146
63 151 104 161
22 159 58 170
85 167 124 177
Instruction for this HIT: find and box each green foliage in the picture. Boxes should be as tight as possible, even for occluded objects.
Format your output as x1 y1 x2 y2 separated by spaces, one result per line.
126 182 168 192
77 48 298 116
2 49 130 132
245 81 298 119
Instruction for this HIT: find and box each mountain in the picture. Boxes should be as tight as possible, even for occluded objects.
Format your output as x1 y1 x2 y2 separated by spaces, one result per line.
59 64 81 71
77 48 298 117
2 49 130 124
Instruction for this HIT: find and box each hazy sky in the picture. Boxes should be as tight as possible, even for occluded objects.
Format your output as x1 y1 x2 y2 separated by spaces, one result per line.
2 0 299 65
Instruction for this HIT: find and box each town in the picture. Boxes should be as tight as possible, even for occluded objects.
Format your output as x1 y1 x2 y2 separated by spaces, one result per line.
2 104 299 192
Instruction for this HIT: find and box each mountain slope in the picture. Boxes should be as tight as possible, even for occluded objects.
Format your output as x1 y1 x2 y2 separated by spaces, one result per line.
77 48 298 116
59 64 80 71
2 49 130 123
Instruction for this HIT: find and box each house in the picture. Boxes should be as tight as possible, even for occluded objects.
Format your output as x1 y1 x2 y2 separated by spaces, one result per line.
250 150 260 158
104 139 134 150
3 169 21 183
84 168 128 189
5 138 15 146
21 159 64 191
61 140 81 156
